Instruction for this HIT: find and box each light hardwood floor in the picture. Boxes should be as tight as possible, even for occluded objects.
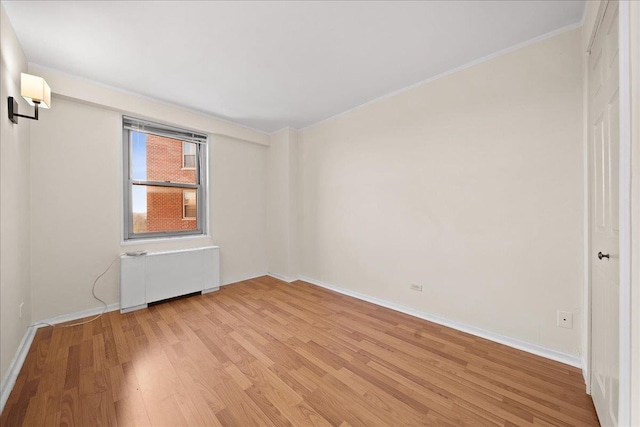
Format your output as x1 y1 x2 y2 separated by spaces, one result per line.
1 276 599 426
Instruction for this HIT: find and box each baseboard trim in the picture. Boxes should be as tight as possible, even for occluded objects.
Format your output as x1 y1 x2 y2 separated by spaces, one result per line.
582 354 591 394
2 273 580 414
1 303 122 412
221 272 269 287
267 272 297 283
0 325 37 413
33 303 121 328
298 275 581 369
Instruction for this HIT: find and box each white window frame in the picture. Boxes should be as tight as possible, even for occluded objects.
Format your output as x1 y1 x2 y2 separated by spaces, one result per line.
123 116 208 240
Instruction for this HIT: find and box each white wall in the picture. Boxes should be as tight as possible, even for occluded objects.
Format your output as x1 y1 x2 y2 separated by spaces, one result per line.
267 129 291 277
29 64 269 147
211 134 268 285
30 97 268 321
0 4 32 384
299 28 584 356
267 128 299 280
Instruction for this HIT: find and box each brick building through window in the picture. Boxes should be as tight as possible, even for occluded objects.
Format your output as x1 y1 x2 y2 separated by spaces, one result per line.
145 134 198 233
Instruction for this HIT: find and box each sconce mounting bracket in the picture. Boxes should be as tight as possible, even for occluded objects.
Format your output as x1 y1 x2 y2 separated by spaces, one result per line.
8 96 39 124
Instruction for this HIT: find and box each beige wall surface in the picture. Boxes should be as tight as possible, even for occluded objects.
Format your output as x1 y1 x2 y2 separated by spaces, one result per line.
29 64 269 147
267 128 299 280
210 134 268 285
267 129 292 277
0 5 32 383
29 98 268 321
299 28 584 355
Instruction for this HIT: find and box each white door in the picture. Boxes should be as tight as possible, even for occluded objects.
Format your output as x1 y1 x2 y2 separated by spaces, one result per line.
589 1 620 426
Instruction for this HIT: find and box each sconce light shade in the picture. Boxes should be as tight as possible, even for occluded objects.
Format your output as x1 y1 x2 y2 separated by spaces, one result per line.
21 73 51 109
8 73 52 124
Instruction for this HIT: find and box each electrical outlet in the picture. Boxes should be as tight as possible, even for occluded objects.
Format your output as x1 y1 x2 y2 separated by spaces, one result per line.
557 311 573 329
409 284 423 292
19 302 24 319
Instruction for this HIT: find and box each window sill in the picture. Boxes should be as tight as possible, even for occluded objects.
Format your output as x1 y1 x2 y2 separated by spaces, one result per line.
121 233 212 246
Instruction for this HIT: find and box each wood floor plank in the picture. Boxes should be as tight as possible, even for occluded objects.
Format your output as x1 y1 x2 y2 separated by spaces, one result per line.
1 276 599 426
113 389 151 427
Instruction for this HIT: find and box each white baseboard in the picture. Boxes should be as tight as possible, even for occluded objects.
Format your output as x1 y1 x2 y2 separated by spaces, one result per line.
1 302 121 413
298 275 582 369
0 325 37 414
267 272 297 283
2 273 581 415
221 272 269 287
33 303 120 328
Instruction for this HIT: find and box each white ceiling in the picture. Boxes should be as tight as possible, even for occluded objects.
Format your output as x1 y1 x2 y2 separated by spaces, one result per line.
3 1 585 133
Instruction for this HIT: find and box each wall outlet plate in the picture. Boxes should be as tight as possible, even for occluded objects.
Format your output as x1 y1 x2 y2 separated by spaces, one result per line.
557 311 573 329
409 283 423 292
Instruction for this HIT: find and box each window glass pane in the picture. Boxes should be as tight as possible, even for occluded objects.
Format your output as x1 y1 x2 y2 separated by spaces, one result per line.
133 134 197 184
131 131 147 181
132 185 148 233
133 184 198 233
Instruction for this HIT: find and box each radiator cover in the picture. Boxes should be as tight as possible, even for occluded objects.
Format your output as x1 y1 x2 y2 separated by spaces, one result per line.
120 246 220 313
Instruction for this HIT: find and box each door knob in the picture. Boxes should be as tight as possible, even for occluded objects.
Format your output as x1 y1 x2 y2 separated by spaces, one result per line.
598 252 610 260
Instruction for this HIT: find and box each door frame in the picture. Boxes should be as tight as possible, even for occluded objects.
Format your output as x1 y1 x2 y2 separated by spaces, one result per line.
617 1 632 425
630 2 640 425
585 0 632 424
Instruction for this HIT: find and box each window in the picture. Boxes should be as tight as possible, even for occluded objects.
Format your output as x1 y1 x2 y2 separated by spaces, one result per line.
183 141 196 169
123 116 207 240
183 190 197 219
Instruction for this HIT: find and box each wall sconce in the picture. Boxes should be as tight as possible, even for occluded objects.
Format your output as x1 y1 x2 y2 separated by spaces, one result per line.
8 73 51 124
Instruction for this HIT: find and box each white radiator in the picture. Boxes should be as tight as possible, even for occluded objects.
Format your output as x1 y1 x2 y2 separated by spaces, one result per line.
120 246 220 313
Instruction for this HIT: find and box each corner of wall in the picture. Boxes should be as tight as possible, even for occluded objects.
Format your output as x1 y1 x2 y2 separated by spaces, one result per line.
0 1 34 408
266 128 301 279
